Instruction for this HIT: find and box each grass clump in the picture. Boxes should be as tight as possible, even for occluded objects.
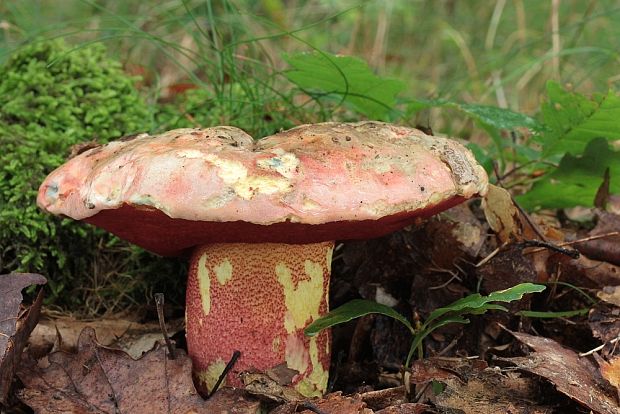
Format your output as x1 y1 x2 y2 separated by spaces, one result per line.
0 38 184 313
156 82 296 138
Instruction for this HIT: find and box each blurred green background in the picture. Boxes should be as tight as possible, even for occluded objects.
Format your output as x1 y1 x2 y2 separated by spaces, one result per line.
3 1 619 121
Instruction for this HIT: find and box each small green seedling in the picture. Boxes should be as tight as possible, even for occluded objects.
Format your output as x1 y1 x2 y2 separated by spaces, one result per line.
305 283 546 372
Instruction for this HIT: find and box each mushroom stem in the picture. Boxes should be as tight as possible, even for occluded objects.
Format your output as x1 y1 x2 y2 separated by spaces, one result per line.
186 242 334 397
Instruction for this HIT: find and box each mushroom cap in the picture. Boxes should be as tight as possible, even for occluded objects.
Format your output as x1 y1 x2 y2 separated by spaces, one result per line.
37 122 488 256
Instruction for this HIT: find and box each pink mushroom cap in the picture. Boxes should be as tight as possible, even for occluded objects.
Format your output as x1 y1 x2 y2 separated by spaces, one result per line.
37 121 488 255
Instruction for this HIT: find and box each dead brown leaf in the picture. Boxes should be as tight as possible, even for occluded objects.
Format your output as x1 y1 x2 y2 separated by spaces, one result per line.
241 370 304 404
555 254 620 288
575 211 620 266
17 327 261 413
598 286 620 307
598 355 620 393
0 272 46 403
28 315 183 359
270 392 372 414
373 403 434 414
357 386 407 410
589 304 620 344
409 357 551 414
482 184 523 243
506 330 619 414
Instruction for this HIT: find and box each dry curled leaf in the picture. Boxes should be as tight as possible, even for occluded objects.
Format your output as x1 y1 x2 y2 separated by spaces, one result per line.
598 286 620 307
17 327 260 413
482 184 523 243
0 272 46 403
272 392 372 414
410 357 552 414
575 211 620 266
506 330 619 414
28 315 183 359
240 370 304 404
597 355 620 394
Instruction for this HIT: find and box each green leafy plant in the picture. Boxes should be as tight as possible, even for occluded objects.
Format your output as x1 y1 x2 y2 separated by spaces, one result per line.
515 83 620 210
404 82 620 211
284 51 405 121
305 283 545 370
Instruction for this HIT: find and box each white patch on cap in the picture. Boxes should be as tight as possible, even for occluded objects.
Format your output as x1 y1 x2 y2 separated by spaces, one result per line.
176 149 205 159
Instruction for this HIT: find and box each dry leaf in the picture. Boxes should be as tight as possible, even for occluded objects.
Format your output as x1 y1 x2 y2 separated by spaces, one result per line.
241 371 304 404
357 386 407 410
598 355 620 393
18 327 260 413
557 255 620 288
0 272 46 403
506 330 619 414
576 211 620 266
482 184 523 243
589 304 620 344
374 403 434 414
409 357 551 414
598 286 620 307
29 315 183 359
272 392 372 414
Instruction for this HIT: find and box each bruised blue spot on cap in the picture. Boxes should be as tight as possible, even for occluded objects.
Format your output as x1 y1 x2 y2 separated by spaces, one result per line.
45 183 59 200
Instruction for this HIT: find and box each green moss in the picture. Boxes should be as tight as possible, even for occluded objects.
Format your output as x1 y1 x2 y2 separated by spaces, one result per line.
0 39 184 312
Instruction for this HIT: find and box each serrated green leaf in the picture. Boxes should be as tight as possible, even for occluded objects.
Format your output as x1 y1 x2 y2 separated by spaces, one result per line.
284 51 405 119
517 138 619 210
425 283 546 325
539 81 620 157
407 99 540 132
456 103 542 132
304 298 413 337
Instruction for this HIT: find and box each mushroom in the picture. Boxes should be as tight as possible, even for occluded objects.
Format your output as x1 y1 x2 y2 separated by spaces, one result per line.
37 121 488 397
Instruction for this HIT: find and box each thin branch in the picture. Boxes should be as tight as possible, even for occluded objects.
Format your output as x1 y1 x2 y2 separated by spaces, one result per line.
155 293 176 360
207 350 241 398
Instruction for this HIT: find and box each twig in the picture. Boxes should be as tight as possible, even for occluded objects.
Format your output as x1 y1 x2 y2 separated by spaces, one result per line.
154 293 176 360
299 402 329 414
428 272 461 290
476 246 501 268
579 334 620 357
516 239 580 259
207 350 241 398
524 231 620 254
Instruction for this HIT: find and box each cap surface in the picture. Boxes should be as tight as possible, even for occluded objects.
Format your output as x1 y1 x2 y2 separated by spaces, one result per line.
38 122 488 255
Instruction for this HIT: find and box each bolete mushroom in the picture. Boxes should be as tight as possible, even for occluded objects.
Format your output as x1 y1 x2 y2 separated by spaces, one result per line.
37 121 488 397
